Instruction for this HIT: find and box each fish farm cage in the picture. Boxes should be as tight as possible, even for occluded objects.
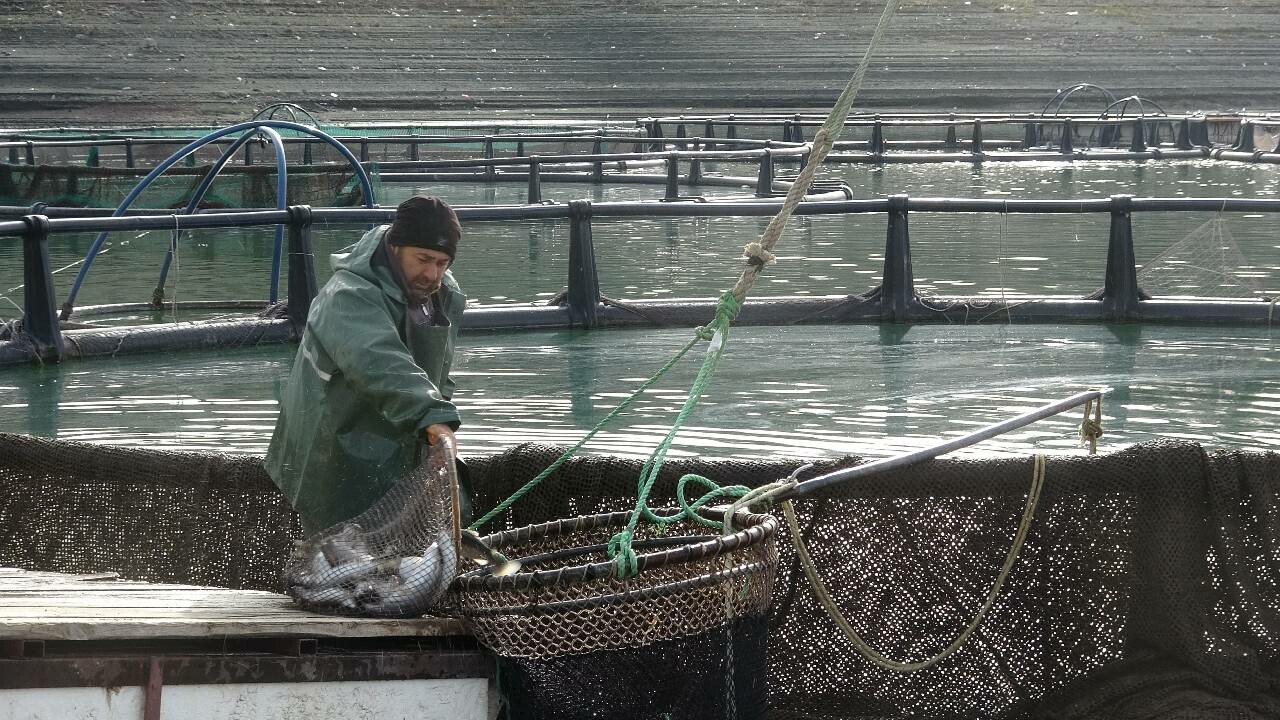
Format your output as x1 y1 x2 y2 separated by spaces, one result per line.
2 101 1280 366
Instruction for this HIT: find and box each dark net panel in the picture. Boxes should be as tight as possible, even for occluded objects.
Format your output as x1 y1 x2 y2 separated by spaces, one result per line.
0 432 298 591
1 433 1277 718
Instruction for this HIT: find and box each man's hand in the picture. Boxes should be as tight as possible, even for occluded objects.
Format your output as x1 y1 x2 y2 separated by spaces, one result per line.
425 423 457 458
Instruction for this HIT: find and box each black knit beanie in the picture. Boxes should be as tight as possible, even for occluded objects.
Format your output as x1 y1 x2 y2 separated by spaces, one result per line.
385 196 461 259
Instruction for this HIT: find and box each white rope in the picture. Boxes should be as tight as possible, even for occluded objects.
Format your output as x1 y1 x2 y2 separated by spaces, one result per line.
781 453 1046 673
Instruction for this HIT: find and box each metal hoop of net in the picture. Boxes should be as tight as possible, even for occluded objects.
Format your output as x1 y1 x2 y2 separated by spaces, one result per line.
453 508 778 660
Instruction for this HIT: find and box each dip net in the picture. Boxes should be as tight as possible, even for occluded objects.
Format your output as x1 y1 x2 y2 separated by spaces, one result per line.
282 440 461 618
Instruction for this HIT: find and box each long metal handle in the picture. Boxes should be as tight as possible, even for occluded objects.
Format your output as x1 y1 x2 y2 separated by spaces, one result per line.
783 389 1107 499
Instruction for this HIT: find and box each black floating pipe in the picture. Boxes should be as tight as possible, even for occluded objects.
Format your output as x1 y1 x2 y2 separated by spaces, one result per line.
1102 194 1141 321
20 214 65 361
755 149 775 198
483 137 495 181
1022 122 1038 149
1060 118 1074 155
1129 119 1146 152
665 154 680 200
285 205 317 331
971 119 985 161
566 200 600 328
1176 119 1193 150
1234 121 1256 152
125 139 135 169
527 158 542 204
880 194 915 322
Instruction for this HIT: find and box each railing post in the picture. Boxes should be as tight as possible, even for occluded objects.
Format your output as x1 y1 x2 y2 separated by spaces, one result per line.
1022 122 1039 149
516 140 525 158
675 121 686 144
880 194 916 323
20 214 65 361
664 153 680 200
944 120 958 150
7 146 17 164
285 205 317 331
649 120 664 152
527 157 542 204
303 139 315 165
1176 118 1193 150
1060 118 1074 155
870 117 885 157
87 146 100 167
25 141 35 166
408 137 419 162
971 119 985 161
1192 118 1210 146
755 149 775 198
688 144 702 186
1129 119 1146 152
1102 194 1141 320
483 136 495 181
243 139 253 166
703 119 716 151
591 131 604 182
1233 121 1256 152
726 115 738 146
125 139 135 168
359 137 369 163
566 200 599 328
792 114 805 143
633 119 647 154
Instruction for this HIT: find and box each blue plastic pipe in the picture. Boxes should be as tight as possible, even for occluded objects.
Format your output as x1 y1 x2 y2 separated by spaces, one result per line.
61 119 375 320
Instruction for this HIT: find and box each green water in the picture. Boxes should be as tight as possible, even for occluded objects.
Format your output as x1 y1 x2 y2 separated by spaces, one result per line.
1 159 1278 459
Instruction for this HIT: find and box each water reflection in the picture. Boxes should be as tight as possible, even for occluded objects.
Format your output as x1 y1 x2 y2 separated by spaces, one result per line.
0 325 1275 461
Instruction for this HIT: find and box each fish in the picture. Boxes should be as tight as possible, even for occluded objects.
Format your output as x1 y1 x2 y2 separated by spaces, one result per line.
460 528 521 577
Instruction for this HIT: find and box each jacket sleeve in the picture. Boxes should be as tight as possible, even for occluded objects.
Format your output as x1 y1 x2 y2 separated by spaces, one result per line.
310 283 460 433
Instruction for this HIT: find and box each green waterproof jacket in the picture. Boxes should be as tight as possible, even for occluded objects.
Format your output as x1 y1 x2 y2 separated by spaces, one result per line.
265 224 464 534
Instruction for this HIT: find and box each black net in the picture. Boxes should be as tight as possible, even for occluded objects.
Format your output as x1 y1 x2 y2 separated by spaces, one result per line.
1 432 1277 718
283 440 460 617
0 161 376 209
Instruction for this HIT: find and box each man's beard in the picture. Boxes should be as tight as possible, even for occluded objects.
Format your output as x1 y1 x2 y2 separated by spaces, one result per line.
407 281 440 304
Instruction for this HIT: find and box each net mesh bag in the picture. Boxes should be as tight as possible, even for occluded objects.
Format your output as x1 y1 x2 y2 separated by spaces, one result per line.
282 440 461 618
455 507 779 719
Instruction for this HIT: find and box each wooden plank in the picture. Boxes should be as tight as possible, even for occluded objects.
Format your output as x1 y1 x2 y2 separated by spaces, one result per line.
0 568 470 642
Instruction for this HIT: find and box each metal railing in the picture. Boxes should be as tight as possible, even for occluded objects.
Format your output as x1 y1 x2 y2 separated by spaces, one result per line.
2 194 1278 365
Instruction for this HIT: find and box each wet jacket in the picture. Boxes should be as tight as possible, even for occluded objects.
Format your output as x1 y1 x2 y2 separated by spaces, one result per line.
265 224 464 534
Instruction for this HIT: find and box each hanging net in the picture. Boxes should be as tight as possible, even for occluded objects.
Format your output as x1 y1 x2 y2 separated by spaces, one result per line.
1137 215 1269 300
282 439 461 617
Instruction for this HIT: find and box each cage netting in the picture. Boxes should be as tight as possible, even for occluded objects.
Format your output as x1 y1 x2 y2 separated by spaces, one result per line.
1 433 1277 719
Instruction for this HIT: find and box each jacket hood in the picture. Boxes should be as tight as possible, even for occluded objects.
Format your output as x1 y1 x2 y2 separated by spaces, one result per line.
330 224 460 303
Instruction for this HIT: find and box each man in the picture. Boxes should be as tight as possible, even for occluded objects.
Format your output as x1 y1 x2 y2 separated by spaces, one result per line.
266 195 465 535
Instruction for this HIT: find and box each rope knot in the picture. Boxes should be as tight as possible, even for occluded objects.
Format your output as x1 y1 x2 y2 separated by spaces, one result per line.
607 530 640 579
742 242 776 270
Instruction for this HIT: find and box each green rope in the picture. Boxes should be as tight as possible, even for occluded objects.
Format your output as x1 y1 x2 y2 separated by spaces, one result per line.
468 293 741 532
607 293 741 578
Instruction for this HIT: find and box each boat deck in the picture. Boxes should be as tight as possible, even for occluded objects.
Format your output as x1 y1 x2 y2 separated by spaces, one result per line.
0 567 465 643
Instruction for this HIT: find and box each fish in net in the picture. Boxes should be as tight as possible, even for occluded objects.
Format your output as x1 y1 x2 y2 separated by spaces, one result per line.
283 439 467 617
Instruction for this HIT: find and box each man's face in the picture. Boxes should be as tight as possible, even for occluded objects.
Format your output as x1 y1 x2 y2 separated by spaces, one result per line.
391 244 452 301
